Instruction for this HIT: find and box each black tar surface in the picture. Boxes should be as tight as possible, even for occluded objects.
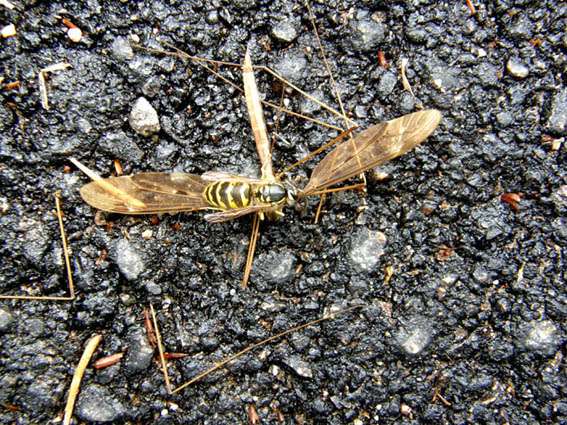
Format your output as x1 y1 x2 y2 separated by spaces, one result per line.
1 0 567 424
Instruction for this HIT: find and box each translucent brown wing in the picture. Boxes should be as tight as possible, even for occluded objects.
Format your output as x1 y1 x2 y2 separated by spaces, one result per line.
204 204 271 223
302 110 441 195
201 171 265 184
79 173 211 214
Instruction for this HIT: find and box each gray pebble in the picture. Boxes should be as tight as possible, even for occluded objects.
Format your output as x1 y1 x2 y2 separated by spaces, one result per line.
506 58 529 79
271 21 298 43
547 88 567 135
111 37 134 61
0 304 13 332
396 318 432 355
283 355 313 379
99 130 143 164
377 70 397 98
496 111 514 127
123 327 155 375
349 227 386 271
141 76 161 99
349 18 386 53
76 384 127 422
255 251 296 284
129 97 160 137
519 320 561 356
22 219 48 267
115 239 145 281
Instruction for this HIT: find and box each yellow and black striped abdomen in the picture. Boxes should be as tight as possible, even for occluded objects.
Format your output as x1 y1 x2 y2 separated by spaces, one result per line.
203 181 251 210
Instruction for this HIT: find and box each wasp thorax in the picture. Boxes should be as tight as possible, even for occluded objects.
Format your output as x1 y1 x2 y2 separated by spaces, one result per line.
255 183 287 204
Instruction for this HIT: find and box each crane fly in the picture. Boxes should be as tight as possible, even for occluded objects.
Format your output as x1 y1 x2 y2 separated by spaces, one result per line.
71 112 441 220
71 108 440 285
72 31 441 290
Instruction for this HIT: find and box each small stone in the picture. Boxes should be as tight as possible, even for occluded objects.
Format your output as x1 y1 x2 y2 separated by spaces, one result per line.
273 54 307 84
115 239 145 280
76 384 127 422
22 219 48 266
1 23 16 38
25 318 45 337
354 105 368 119
119 293 137 306
506 59 529 79
255 251 296 284
551 185 567 211
547 88 567 135
99 131 143 163
0 196 8 214
76 117 92 134
496 111 514 127
141 76 161 98
349 227 386 271
282 355 313 378
111 37 134 61
67 27 82 43
218 7 232 25
400 403 413 416
471 200 509 240
123 328 155 375
377 70 397 98
396 318 432 355
349 18 386 53
271 21 298 44
299 90 324 115
144 280 161 295
348 276 369 294
129 97 160 137
551 217 567 239
520 320 561 355
475 62 500 88
205 11 219 24
0 304 13 331
505 14 534 40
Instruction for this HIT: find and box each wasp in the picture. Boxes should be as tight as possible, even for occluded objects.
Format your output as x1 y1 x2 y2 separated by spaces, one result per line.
72 47 441 289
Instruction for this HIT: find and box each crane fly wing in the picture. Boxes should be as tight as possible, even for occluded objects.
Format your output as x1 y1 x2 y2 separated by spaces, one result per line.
201 171 264 184
303 110 441 195
79 173 211 214
204 204 271 223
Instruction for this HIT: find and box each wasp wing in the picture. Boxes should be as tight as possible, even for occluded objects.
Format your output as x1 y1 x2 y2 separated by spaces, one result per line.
79 173 211 214
302 110 441 195
204 204 271 223
201 171 265 184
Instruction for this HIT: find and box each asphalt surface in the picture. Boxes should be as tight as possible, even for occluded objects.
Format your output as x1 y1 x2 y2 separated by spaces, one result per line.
1 0 567 424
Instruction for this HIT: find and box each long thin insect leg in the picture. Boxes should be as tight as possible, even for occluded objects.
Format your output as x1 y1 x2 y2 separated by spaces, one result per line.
276 126 356 180
242 213 261 289
305 2 367 223
136 43 346 132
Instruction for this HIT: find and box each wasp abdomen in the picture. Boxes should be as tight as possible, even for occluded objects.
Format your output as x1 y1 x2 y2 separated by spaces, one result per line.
203 181 251 209
256 184 286 204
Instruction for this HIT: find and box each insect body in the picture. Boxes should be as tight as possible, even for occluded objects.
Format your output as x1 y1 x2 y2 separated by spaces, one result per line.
203 181 253 210
203 180 288 213
199 168 301 223
200 175 295 222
